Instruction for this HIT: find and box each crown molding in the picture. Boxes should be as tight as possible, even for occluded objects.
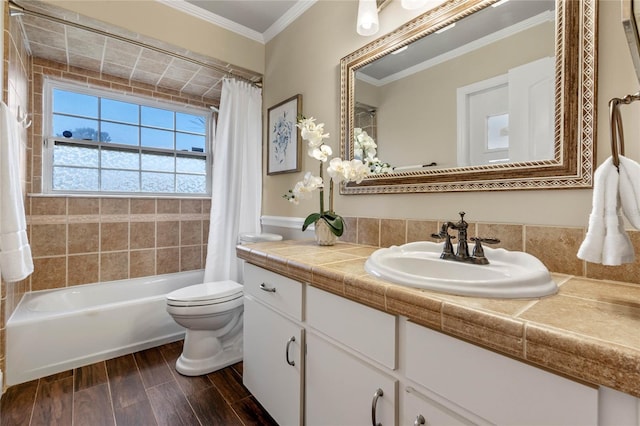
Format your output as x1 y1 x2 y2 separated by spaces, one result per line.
157 0 317 45
263 1 317 43
157 0 265 43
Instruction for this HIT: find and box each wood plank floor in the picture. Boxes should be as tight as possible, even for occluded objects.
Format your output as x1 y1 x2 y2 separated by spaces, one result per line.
0 341 278 426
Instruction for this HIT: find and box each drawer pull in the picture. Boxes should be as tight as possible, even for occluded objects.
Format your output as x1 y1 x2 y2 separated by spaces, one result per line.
414 414 426 426
285 336 296 366
371 388 383 426
259 283 276 293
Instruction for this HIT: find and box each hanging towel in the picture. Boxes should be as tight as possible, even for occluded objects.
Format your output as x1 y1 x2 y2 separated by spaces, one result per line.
577 157 635 265
618 155 640 229
0 102 33 282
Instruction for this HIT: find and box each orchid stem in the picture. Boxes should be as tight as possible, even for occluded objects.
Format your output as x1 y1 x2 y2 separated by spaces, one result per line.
319 161 325 214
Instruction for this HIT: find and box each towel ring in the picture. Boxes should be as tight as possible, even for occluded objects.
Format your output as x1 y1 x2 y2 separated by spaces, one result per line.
609 92 640 169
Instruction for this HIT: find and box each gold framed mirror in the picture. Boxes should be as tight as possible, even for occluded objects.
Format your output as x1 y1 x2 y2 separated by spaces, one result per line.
340 0 597 194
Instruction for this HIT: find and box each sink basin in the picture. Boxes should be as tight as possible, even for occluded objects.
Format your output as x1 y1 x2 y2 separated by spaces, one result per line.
364 241 557 298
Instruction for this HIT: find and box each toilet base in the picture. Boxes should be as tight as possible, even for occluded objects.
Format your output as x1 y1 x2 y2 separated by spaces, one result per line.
175 328 243 376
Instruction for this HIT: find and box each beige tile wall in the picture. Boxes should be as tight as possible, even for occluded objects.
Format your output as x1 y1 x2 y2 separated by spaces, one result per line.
27 196 211 291
340 216 640 286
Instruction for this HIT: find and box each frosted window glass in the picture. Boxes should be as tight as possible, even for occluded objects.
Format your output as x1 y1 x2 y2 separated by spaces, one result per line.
102 149 139 170
101 170 140 192
53 144 99 167
177 174 206 193
53 167 99 191
142 172 174 192
142 153 174 172
176 156 206 174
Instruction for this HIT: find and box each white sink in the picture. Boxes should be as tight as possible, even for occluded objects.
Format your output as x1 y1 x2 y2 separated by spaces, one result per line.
364 241 557 299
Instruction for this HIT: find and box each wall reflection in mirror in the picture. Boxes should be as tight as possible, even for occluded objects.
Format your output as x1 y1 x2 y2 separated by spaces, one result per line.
341 0 597 194
354 0 555 171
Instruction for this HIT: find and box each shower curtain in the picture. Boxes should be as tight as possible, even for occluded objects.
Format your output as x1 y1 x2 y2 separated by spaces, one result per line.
204 79 262 282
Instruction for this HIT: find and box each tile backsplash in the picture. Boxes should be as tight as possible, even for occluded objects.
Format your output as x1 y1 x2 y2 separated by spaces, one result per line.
339 216 640 286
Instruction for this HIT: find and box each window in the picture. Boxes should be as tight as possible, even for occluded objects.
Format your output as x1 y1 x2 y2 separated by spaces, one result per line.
44 81 211 195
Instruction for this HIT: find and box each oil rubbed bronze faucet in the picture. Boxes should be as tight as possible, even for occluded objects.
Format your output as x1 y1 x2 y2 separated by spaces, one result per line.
431 212 500 265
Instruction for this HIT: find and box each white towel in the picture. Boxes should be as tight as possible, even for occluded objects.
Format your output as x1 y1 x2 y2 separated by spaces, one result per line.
577 157 635 265
618 155 640 229
0 102 33 282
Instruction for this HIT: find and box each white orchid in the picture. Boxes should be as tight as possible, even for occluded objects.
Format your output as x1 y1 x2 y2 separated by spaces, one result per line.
284 116 376 238
297 117 329 148
310 144 332 162
353 128 377 161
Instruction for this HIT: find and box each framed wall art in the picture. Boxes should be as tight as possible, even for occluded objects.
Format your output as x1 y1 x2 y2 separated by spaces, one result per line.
267 94 302 175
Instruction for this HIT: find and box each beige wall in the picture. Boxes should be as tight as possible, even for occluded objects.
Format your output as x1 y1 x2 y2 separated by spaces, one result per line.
43 0 265 74
263 0 640 227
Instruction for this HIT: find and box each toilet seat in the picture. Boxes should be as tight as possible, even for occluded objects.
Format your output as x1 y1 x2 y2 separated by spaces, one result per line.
167 280 243 307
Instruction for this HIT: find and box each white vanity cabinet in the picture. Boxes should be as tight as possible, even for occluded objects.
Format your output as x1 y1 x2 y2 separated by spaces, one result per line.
403 322 599 425
243 264 304 426
305 286 398 426
242 263 637 426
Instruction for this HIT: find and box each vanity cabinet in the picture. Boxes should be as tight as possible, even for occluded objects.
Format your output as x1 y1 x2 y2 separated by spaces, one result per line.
305 285 398 425
243 264 304 426
242 263 635 426
403 322 599 425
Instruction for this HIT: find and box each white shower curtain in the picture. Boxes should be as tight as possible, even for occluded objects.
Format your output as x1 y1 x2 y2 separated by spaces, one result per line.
204 79 262 282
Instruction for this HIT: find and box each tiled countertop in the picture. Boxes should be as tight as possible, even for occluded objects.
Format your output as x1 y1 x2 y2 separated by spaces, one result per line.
237 240 640 399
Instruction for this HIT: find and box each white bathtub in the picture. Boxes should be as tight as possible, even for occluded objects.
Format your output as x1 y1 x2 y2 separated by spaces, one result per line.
6 270 204 386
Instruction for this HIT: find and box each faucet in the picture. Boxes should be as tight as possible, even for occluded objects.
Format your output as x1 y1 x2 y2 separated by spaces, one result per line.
431 212 500 265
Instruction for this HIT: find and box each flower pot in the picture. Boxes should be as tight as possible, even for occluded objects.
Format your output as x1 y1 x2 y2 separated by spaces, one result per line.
314 219 337 246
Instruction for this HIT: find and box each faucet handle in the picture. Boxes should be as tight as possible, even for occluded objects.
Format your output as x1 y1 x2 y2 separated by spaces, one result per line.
470 237 500 264
471 237 500 245
431 232 456 240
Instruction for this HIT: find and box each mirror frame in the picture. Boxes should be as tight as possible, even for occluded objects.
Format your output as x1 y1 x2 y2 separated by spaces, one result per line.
340 0 597 194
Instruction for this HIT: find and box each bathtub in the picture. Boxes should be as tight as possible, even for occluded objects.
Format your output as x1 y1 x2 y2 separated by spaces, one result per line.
6 270 204 386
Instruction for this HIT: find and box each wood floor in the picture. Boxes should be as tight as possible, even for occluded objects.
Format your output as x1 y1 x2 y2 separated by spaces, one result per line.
0 341 278 426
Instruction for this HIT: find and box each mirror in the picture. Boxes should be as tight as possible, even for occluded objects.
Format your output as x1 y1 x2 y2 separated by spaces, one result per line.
622 0 640 84
340 0 597 193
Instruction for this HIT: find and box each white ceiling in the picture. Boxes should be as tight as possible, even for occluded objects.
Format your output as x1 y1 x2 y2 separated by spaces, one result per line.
162 0 318 43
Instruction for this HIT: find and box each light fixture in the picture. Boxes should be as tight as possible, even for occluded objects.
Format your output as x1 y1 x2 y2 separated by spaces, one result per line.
357 0 379 36
491 0 510 7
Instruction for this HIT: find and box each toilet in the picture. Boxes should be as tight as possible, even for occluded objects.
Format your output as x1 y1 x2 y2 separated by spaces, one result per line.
166 232 282 376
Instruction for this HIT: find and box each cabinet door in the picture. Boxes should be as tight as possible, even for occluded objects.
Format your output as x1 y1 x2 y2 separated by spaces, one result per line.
402 386 485 426
243 296 303 426
306 332 397 426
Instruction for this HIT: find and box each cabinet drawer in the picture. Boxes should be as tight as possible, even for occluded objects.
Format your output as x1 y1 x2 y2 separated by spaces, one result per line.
307 285 396 369
243 264 303 321
404 322 598 425
402 385 481 426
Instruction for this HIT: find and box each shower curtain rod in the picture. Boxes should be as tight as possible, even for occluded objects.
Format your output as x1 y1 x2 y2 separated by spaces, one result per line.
7 1 263 89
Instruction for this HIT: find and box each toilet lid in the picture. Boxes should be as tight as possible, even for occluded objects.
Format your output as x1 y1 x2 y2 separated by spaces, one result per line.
239 232 283 243
167 281 243 307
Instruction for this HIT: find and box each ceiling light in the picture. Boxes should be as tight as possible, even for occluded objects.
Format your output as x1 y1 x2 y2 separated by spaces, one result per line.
357 0 380 36
492 0 510 7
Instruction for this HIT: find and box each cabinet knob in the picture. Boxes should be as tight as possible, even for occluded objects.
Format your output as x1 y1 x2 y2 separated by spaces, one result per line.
285 336 296 366
259 283 276 293
371 388 384 426
414 414 426 426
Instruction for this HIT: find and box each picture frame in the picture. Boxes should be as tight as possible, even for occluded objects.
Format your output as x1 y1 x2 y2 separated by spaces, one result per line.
267 94 302 175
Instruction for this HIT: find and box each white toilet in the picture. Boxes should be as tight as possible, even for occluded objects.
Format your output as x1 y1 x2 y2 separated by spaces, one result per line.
166 232 282 376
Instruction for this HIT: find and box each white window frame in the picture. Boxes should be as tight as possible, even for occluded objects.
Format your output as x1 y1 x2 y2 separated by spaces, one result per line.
42 78 213 197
